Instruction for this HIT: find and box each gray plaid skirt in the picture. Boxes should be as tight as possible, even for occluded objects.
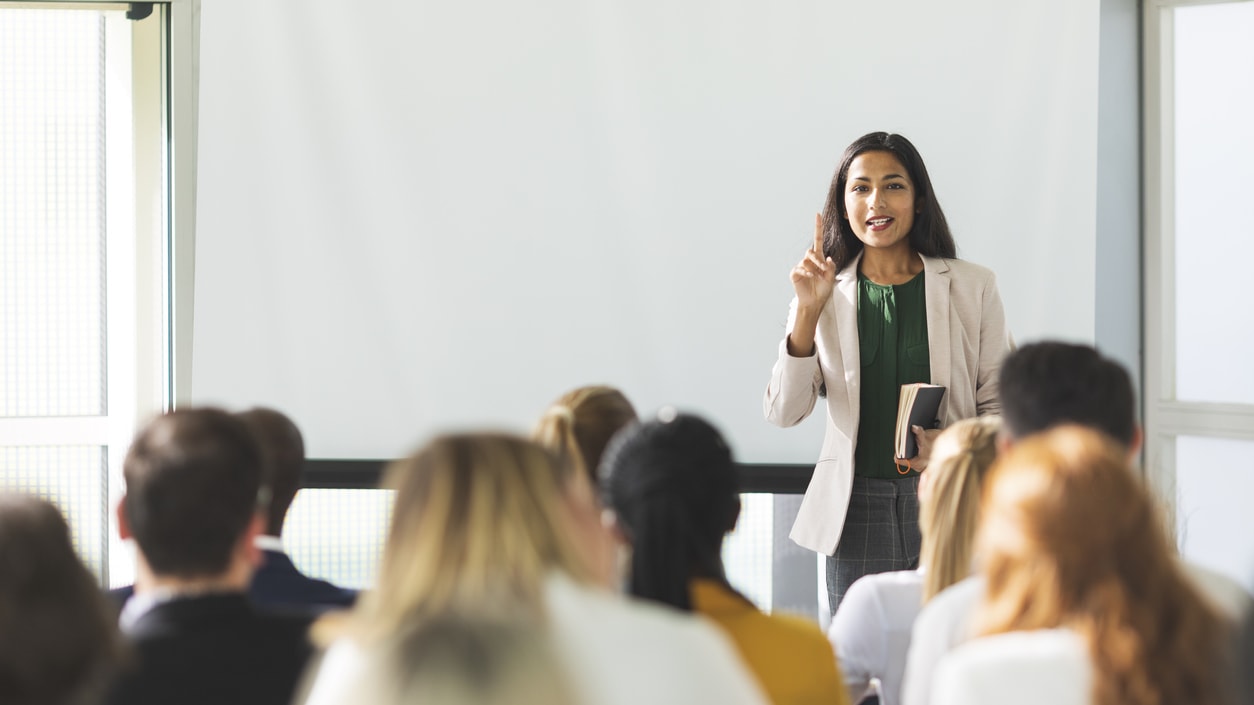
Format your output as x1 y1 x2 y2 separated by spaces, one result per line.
826 474 922 613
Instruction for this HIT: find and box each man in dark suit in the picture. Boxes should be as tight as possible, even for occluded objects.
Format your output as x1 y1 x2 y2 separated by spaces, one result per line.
237 407 357 610
110 407 357 612
103 408 313 705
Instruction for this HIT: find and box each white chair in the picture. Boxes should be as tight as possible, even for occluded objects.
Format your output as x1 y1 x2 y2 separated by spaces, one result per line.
932 629 1092 705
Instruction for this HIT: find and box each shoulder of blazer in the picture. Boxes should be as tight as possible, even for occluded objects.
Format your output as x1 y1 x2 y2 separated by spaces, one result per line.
921 255 996 284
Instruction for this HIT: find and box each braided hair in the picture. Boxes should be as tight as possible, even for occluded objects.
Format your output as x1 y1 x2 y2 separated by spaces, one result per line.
599 412 741 611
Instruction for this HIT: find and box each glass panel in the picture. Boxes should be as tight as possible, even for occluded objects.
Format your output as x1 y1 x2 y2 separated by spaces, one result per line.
284 488 394 590
724 493 773 611
1173 3 1254 404
283 488 787 608
0 10 108 418
0 445 108 579
1175 435 1254 594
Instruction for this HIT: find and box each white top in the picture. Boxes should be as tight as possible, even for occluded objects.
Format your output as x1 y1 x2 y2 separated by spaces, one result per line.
254 534 285 552
933 629 1091 705
826 569 924 705
902 562 1252 705
299 573 769 705
900 575 983 705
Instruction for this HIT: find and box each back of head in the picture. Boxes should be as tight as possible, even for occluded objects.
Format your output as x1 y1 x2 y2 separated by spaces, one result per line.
600 412 739 611
976 426 1226 705
354 615 576 705
0 493 121 705
122 407 264 578
997 342 1136 447
918 416 1000 602
235 407 305 537
352 433 588 640
532 386 637 492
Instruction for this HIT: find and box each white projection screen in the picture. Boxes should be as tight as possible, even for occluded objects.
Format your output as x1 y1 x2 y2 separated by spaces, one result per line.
193 0 1100 463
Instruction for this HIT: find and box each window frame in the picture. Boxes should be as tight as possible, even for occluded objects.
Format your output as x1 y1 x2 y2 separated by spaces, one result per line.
0 0 198 585
1141 0 1254 527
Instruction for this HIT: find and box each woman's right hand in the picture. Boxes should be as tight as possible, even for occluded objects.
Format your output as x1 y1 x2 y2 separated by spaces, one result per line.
791 213 836 308
785 214 836 357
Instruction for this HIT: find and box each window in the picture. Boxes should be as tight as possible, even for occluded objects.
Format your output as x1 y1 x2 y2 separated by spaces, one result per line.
1143 0 1254 591
0 2 188 586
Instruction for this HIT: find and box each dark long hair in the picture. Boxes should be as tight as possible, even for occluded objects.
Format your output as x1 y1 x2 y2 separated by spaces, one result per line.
0 493 123 705
821 132 957 273
599 413 741 611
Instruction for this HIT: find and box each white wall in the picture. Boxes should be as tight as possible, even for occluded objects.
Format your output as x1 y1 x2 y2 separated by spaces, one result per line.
1095 0 1142 389
192 0 1103 462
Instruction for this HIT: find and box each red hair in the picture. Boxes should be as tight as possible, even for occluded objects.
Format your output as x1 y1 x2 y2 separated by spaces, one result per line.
974 426 1228 705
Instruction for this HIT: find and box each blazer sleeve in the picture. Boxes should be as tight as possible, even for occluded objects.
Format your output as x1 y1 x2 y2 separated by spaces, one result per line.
763 296 824 428
974 271 1013 417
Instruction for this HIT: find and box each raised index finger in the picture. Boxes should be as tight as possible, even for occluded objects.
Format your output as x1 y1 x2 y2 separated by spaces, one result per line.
813 212 825 255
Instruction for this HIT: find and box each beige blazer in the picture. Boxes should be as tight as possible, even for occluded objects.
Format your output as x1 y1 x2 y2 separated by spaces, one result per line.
763 253 1012 555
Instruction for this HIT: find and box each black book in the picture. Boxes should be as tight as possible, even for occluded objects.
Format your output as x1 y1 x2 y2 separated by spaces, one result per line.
895 384 946 459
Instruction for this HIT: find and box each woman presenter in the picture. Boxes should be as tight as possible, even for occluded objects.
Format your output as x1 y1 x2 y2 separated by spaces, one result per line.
764 132 1012 611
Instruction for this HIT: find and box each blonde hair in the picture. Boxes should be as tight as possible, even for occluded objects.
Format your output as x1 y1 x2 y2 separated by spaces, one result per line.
918 416 1000 602
532 386 637 491
352 615 577 705
974 426 1227 705
322 434 590 644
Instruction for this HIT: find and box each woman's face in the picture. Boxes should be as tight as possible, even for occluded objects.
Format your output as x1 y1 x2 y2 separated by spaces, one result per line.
843 150 917 254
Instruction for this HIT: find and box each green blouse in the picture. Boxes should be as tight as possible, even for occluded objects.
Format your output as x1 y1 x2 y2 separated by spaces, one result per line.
854 271 931 479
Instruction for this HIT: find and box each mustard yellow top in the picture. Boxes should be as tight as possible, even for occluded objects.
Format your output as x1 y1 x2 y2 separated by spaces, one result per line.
691 579 850 705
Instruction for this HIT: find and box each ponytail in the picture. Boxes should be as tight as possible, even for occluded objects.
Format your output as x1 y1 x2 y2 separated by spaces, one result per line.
532 387 637 491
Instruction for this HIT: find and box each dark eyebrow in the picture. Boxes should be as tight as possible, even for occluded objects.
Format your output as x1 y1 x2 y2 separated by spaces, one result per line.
850 173 908 182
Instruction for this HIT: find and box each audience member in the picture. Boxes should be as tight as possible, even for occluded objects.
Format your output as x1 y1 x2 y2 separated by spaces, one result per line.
901 342 1251 705
0 492 122 705
995 340 1138 448
313 615 577 705
826 416 999 705
300 433 769 705
103 408 313 705
933 427 1230 705
532 385 637 494
110 407 356 613
236 407 357 610
533 386 638 586
600 412 848 705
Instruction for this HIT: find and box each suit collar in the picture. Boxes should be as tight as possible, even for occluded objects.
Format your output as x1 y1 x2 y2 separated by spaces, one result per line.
125 592 253 637
833 252 956 426
922 255 954 417
254 534 285 553
256 548 300 576
920 253 952 275
833 252 863 427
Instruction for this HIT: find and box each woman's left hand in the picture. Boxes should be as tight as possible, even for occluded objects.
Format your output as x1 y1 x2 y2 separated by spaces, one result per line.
896 425 943 471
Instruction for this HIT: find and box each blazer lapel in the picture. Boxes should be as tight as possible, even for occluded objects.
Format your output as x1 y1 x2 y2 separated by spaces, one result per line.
923 255 953 422
834 253 862 428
